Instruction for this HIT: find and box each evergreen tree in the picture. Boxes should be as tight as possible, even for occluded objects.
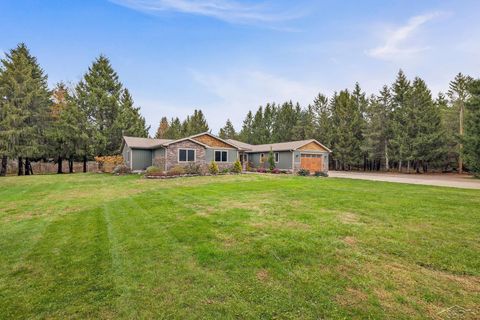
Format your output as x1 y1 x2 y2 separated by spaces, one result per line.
409 77 445 172
0 43 50 176
363 86 393 170
155 116 170 139
251 106 265 144
239 111 254 143
75 55 123 156
115 89 149 139
312 93 333 148
47 83 90 173
218 119 237 139
447 73 473 173
166 117 183 139
181 109 209 136
330 90 363 170
263 103 276 143
292 105 315 140
464 79 480 176
272 101 298 142
390 70 412 171
438 92 457 170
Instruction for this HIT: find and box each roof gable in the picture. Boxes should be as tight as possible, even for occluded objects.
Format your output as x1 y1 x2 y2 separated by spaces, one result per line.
297 140 331 152
191 133 237 149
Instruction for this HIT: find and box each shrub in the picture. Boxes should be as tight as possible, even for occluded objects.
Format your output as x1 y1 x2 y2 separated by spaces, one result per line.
146 166 161 175
208 161 219 175
112 164 131 175
184 163 201 175
314 171 329 177
297 168 310 176
231 160 242 174
221 168 230 174
246 162 254 172
95 155 124 173
168 165 186 176
268 149 276 171
271 168 280 174
153 156 165 169
257 167 266 173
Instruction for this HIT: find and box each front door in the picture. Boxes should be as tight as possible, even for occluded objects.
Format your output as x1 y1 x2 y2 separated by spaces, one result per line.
300 154 323 172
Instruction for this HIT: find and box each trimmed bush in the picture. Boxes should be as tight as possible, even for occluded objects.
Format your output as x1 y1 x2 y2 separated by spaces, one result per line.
297 168 310 176
184 163 201 175
112 164 131 175
168 165 186 176
146 166 161 175
314 171 328 177
208 161 219 175
271 168 280 174
231 160 242 174
246 162 254 172
257 167 266 173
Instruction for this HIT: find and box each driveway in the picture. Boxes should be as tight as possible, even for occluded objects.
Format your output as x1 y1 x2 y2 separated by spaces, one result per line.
329 171 480 189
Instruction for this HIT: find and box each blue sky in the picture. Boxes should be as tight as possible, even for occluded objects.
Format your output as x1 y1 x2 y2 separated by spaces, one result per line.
1 0 479 135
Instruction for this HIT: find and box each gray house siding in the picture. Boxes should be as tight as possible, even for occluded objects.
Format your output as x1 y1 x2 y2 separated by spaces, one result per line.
131 149 152 170
293 150 329 172
248 151 293 170
205 149 238 163
122 145 131 168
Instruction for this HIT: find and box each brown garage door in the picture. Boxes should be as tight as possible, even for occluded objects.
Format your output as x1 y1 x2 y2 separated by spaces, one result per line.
300 154 323 172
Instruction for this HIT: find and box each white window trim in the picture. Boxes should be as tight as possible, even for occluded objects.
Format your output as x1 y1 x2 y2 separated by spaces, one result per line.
274 152 279 163
178 148 196 163
214 150 229 163
260 153 265 162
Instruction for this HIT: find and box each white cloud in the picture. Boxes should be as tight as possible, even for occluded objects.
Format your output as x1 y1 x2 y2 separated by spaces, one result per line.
367 12 443 60
109 0 298 24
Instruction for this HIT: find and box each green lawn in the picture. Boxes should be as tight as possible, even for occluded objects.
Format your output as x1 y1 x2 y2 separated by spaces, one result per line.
0 174 479 319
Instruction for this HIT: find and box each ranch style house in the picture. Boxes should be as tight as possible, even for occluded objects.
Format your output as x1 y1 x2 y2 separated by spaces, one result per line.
121 132 331 173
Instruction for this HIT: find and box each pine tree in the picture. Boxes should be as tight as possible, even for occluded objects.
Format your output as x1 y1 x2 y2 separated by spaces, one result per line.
0 43 50 176
292 105 315 140
155 117 170 139
464 79 480 176
272 101 298 142
181 109 209 136
75 55 123 156
438 93 457 170
218 119 237 139
263 103 276 143
447 73 473 173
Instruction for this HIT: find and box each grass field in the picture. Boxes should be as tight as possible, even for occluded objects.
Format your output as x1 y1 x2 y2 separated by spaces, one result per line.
0 174 479 319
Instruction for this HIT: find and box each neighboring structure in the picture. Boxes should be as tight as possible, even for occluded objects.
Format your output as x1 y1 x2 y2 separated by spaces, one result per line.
121 132 331 173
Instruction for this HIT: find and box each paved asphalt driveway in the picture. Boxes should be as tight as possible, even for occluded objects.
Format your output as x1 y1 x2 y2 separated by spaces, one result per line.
329 171 480 190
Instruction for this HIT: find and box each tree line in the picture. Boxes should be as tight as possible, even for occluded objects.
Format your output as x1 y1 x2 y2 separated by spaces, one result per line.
215 71 480 175
0 43 149 176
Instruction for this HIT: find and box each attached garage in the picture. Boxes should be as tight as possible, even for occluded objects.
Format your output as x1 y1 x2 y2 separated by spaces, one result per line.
300 153 324 172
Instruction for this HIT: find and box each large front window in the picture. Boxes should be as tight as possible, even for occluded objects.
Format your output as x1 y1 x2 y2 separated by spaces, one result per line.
179 149 195 162
215 150 228 162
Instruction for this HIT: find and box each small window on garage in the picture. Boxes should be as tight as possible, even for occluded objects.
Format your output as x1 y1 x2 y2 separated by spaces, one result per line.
274 152 279 163
215 150 228 162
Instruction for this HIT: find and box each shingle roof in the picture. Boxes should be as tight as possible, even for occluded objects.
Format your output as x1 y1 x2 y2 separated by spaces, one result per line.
123 136 173 149
226 139 331 153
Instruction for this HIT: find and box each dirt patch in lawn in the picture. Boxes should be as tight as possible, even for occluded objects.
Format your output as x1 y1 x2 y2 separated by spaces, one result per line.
256 269 270 282
338 212 362 225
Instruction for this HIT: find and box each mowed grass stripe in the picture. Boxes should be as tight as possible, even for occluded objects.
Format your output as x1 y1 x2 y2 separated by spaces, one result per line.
0 174 478 319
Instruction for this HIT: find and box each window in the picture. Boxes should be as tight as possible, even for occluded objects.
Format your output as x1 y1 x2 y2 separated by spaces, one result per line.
215 150 228 162
179 149 195 162
274 152 279 163
260 153 265 162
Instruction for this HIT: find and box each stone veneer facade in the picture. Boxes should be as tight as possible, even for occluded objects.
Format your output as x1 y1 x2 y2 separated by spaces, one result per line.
164 140 234 172
165 140 206 171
